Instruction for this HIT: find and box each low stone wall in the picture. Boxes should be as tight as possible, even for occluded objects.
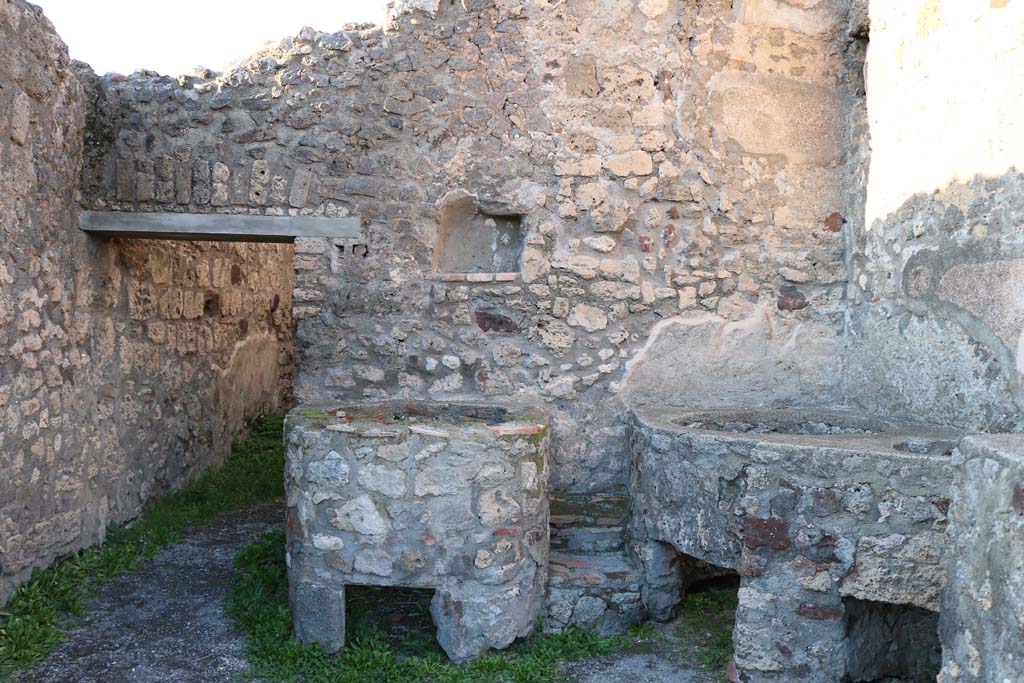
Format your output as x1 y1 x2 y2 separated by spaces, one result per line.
284 402 549 662
939 435 1024 683
627 407 956 683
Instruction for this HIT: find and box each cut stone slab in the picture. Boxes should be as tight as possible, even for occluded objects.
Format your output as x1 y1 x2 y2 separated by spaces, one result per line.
79 210 361 243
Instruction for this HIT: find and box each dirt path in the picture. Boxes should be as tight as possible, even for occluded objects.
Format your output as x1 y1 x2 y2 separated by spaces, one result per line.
12 501 719 683
563 618 724 683
12 503 283 683
565 651 708 683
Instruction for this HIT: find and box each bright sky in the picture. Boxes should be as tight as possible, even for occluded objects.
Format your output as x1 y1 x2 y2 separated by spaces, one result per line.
36 0 391 76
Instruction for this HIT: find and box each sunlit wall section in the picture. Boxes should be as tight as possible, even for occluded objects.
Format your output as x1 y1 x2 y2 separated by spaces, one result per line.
864 0 1024 226
846 0 1024 432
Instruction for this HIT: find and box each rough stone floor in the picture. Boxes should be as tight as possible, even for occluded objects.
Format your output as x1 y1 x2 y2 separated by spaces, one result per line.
10 503 710 683
563 642 714 683
11 503 283 683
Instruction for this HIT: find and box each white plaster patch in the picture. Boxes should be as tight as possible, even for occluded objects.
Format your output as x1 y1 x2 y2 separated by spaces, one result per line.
389 0 441 19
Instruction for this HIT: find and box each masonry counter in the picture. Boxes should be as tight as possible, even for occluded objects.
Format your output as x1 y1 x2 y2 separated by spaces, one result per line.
626 406 960 683
283 401 550 663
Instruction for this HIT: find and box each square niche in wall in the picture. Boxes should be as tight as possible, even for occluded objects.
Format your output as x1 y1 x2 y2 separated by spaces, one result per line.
433 194 523 275
844 597 941 683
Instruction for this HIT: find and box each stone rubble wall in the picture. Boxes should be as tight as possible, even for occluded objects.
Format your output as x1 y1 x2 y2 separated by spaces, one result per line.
846 0 1024 432
2 0 1022 669
77 0 862 496
545 491 643 635
0 0 294 603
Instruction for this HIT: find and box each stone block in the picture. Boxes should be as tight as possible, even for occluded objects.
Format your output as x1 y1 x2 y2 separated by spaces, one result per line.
174 162 192 204
292 582 346 653
562 55 600 98
709 71 841 165
289 169 313 208
9 91 30 146
191 160 211 205
211 162 230 206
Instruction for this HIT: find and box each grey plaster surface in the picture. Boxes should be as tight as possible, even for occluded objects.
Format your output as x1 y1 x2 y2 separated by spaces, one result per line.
12 503 283 683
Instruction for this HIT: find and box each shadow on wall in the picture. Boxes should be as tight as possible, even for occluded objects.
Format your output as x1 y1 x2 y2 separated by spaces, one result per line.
216 332 289 455
846 168 1024 433
851 0 1024 433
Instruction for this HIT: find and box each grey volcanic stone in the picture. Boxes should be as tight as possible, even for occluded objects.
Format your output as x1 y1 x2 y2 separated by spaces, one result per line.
292 582 346 652
567 653 702 683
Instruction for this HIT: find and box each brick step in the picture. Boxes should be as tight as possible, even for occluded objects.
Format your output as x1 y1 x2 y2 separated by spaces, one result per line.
548 491 628 531
550 525 625 552
548 550 641 592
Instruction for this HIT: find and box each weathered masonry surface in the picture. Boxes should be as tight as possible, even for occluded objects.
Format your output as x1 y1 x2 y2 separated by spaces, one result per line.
285 403 549 662
628 408 956 682
0 0 294 602
76 0 859 500
2 0 1024 676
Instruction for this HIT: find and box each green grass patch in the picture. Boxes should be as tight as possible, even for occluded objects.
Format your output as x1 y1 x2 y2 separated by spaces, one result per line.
229 529 635 683
674 587 738 675
0 415 286 680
